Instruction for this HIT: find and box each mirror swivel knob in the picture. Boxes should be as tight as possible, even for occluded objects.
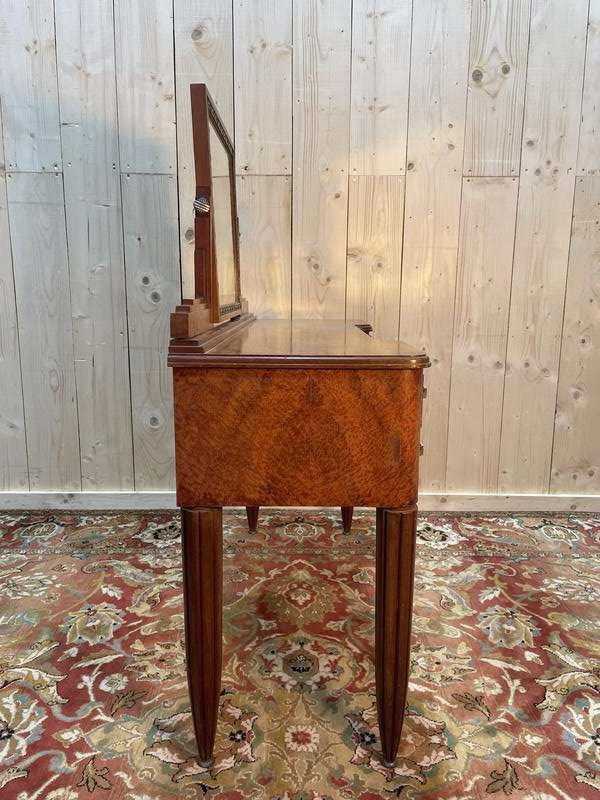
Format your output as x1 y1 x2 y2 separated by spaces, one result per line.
193 197 210 214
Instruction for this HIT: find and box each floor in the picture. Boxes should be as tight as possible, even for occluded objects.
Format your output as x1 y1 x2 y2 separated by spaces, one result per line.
0 509 599 799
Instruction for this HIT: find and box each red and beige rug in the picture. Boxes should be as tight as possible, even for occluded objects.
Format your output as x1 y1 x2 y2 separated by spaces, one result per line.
0 509 599 799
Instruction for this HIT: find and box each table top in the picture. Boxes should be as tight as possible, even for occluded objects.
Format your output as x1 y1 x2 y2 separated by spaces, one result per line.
169 319 430 369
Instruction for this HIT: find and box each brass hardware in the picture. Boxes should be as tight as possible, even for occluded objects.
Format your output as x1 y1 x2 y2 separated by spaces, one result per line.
423 386 427 398
193 196 210 214
419 444 424 456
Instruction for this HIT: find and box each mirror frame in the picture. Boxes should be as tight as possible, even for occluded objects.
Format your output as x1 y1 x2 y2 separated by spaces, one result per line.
191 83 243 323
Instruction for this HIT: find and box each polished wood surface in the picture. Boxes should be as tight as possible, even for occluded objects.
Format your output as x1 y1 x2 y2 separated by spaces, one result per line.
172 366 423 508
171 315 428 767
341 505 354 534
375 507 417 765
169 319 429 368
182 507 223 766
245 505 259 533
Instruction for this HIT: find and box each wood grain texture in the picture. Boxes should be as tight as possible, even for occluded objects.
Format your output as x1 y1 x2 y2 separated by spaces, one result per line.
55 0 134 490
346 175 404 340
173 367 424 507
464 0 531 176
291 0 351 319
175 0 233 298
349 0 412 176
498 0 588 493
446 177 518 492
577 0 600 176
4 0 600 499
121 174 179 490
168 320 429 368
551 177 600 494
375 506 416 765
182 506 223 765
7 172 80 490
115 0 177 174
0 0 61 171
0 103 28 490
233 0 292 175
237 175 291 318
399 0 471 491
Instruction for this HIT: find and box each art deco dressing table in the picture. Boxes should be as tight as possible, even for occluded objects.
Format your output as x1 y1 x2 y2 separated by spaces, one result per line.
168 85 430 768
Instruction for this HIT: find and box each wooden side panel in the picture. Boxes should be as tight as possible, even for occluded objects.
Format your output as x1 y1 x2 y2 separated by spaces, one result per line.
0 103 28 490
346 175 404 339
174 0 233 298
399 0 471 490
0 0 61 171
499 0 588 493
237 175 291 318
551 177 600 493
173 367 424 507
446 177 518 492
464 0 531 176
55 0 134 490
349 0 412 176
121 174 179 490
115 0 177 174
291 0 352 319
233 0 292 175
7 173 80 490
577 0 600 175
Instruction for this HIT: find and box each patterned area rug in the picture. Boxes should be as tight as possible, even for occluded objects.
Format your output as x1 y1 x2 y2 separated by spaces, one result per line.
1 510 599 799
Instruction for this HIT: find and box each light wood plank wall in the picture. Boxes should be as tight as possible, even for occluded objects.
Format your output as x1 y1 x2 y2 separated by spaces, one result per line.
1 0 599 497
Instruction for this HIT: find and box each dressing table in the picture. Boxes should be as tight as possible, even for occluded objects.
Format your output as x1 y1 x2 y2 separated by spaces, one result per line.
168 85 430 768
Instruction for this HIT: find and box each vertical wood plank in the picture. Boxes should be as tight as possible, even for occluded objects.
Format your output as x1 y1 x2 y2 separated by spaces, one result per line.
55 0 134 490
446 177 518 492
7 172 80 490
0 0 61 172
234 0 292 175
577 0 600 175
399 0 471 490
346 175 404 339
464 0 531 177
551 177 600 493
291 0 352 319
349 0 412 176
237 175 291 318
121 173 179 490
498 0 588 493
115 0 177 174
0 103 28 490
174 0 233 298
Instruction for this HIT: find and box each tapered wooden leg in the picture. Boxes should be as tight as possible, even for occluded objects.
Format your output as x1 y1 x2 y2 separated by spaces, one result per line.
246 505 259 533
341 506 353 533
375 506 417 766
181 507 223 766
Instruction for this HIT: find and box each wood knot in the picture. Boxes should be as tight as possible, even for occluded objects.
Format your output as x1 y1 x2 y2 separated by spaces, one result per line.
472 68 483 83
191 26 204 42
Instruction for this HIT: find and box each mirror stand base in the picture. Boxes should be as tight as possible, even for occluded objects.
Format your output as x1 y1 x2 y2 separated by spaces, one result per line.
169 312 255 357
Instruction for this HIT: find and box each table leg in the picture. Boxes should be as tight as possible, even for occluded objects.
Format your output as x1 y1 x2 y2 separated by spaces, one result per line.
341 506 353 533
375 506 417 766
246 505 259 533
181 507 223 766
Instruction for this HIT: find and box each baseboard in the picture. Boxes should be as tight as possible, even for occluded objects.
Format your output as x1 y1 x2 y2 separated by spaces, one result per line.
0 492 599 513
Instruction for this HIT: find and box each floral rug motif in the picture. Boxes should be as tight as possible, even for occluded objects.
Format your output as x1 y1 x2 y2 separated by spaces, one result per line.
0 509 599 799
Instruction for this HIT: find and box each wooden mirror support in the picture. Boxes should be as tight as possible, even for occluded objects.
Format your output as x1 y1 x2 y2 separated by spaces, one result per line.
170 84 252 341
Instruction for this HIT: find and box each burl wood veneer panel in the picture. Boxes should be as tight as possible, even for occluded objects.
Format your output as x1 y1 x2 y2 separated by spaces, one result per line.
173 367 424 507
